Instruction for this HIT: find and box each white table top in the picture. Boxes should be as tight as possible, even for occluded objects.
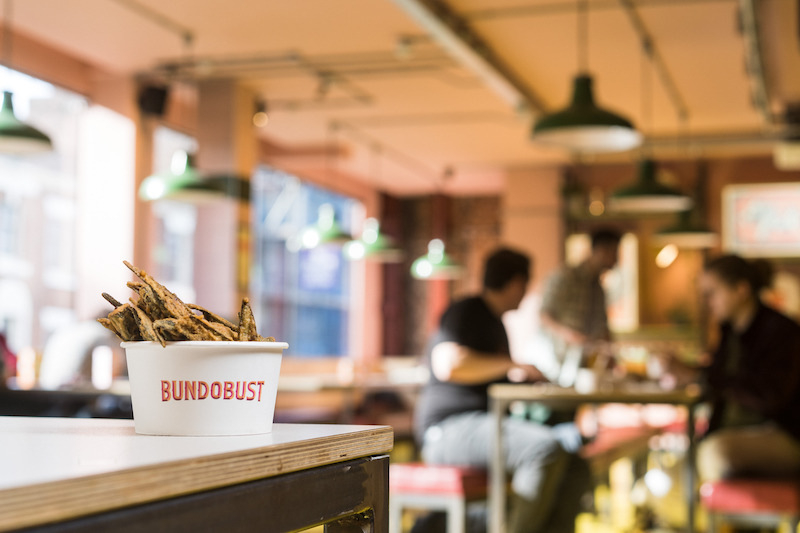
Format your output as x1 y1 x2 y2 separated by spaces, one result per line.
0 417 393 531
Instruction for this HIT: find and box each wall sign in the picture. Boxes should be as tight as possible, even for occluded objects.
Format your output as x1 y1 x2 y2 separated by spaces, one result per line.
723 183 800 257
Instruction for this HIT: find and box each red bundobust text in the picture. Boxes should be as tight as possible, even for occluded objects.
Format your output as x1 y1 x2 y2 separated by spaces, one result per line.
161 380 266 402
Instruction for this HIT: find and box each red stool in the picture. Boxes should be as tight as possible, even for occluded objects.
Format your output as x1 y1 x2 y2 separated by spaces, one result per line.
700 479 800 532
389 463 488 533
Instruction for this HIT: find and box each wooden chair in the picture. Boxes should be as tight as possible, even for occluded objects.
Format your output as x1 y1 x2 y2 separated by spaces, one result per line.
700 478 800 532
389 463 488 533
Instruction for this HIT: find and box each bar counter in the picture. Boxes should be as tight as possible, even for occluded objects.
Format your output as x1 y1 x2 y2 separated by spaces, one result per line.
0 417 393 532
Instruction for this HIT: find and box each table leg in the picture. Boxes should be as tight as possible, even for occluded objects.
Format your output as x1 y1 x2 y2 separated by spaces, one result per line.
685 404 696 533
489 397 507 533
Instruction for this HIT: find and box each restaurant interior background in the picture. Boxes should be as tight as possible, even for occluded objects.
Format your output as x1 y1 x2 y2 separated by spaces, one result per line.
0 0 799 528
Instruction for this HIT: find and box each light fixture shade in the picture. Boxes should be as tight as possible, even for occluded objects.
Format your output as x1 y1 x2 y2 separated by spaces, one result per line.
608 159 693 214
411 239 462 280
0 91 53 154
654 210 718 249
344 218 403 262
533 75 642 153
139 151 225 203
299 203 353 249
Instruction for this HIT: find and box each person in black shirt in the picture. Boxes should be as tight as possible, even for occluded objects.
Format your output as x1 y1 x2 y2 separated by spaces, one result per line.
415 248 589 533
695 255 800 481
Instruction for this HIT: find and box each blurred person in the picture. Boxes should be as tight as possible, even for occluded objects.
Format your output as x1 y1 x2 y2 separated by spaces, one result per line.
39 314 126 390
538 228 622 386
414 248 590 533
694 255 800 482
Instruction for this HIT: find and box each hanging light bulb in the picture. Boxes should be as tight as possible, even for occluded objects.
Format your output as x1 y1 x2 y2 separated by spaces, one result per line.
411 239 462 280
655 244 679 268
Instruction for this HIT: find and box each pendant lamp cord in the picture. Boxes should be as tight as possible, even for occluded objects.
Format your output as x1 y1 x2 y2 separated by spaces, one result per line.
2 0 11 69
371 142 381 189
577 0 588 73
641 49 652 134
640 43 653 156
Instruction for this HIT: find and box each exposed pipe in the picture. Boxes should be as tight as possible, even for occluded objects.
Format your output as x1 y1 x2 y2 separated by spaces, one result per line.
739 0 775 124
109 0 193 44
465 0 736 20
389 0 547 115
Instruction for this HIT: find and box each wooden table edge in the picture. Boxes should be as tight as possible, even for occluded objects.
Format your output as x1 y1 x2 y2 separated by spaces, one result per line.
0 425 393 532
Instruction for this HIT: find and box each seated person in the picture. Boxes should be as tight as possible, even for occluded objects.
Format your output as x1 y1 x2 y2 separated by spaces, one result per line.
694 255 800 481
414 248 590 533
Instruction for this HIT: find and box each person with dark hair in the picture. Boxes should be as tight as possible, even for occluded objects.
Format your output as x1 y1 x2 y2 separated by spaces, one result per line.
694 254 800 482
538 228 622 382
414 247 589 533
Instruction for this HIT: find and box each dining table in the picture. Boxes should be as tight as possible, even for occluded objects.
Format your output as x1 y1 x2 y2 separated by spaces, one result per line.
488 382 703 533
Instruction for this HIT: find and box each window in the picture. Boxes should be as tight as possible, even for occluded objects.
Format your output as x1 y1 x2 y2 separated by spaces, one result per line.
0 67 88 352
251 166 359 356
151 126 198 303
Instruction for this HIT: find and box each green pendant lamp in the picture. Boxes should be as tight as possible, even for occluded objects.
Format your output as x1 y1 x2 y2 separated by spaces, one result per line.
608 159 692 213
654 210 718 249
0 91 52 153
411 238 462 280
532 0 641 153
344 217 403 262
139 150 230 203
533 75 642 153
299 203 353 249
653 160 717 248
0 0 52 154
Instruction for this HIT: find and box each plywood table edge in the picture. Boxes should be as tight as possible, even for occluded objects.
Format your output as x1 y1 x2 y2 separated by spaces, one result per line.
0 425 393 532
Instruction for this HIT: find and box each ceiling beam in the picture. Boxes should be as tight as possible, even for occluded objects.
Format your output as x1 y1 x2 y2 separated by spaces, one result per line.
389 0 547 116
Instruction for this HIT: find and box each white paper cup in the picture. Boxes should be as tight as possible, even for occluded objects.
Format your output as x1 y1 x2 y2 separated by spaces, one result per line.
122 341 288 436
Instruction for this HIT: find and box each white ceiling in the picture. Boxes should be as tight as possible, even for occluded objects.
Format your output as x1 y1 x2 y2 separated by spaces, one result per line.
5 0 797 196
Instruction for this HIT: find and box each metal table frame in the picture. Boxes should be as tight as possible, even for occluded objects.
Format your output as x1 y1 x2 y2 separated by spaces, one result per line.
488 384 701 533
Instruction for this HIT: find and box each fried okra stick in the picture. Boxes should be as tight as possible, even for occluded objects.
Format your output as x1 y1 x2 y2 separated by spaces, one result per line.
106 303 141 341
131 303 165 346
123 261 192 320
238 298 260 341
187 303 238 332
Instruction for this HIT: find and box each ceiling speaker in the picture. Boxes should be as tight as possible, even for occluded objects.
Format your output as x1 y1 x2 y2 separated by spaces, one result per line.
138 85 169 117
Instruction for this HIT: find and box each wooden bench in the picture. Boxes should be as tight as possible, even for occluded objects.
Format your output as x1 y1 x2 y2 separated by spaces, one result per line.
701 478 800 532
389 463 488 533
